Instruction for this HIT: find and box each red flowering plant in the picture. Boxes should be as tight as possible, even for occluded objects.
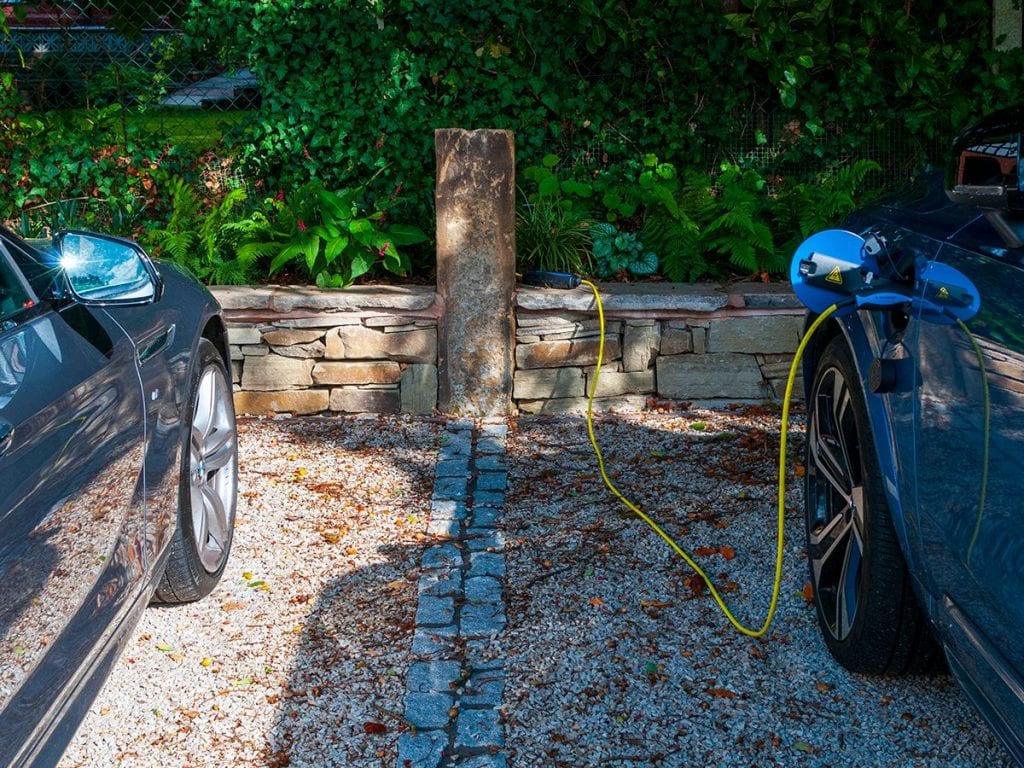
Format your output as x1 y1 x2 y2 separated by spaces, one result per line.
238 180 427 288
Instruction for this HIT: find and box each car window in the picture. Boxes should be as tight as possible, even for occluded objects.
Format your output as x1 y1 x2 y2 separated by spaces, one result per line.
0 248 34 325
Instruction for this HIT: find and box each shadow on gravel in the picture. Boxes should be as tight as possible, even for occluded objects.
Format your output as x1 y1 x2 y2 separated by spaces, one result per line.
498 409 1013 768
237 417 438 768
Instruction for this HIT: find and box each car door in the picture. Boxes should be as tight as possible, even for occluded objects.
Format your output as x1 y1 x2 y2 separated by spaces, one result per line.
912 214 1024 736
0 241 148 763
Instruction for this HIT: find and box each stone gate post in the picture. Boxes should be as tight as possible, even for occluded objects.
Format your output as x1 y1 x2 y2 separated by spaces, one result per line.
434 129 516 416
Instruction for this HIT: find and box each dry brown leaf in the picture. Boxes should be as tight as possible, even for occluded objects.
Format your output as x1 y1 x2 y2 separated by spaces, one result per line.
588 597 604 607
707 687 737 699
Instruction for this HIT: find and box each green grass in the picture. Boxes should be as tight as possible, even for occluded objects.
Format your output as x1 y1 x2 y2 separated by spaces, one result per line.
124 108 252 150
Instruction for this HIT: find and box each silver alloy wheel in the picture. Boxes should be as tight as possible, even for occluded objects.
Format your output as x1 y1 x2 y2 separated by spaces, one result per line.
189 365 237 573
807 363 866 641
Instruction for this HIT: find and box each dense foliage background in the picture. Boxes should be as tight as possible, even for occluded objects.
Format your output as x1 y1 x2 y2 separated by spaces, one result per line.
1 0 1022 282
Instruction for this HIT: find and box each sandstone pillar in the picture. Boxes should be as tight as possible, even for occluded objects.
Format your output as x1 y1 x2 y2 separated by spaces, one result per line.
435 129 516 416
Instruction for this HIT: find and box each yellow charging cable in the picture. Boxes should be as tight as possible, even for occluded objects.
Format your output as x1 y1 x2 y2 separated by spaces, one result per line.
580 278 838 638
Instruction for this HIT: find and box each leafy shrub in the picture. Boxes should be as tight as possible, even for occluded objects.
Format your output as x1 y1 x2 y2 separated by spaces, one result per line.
144 177 257 285
516 197 592 275
185 0 1018 247
238 182 428 288
590 223 657 279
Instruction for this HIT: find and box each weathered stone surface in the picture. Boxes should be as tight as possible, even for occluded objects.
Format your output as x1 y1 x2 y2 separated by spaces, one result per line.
657 352 767 400
404 692 453 730
233 389 329 415
660 326 692 356
455 708 505 750
512 368 584 400
693 325 708 354
261 329 324 346
729 282 801 309
216 288 272 311
312 361 402 385
758 353 799 400
757 353 797 381
708 314 803 354
516 312 588 329
623 322 660 372
588 369 655 397
396 729 447 768
230 345 243 361
516 282 729 312
270 285 437 312
516 394 648 414
230 361 241 384
515 337 620 369
271 342 325 358
363 314 414 328
402 364 438 414
329 387 400 413
436 128 516 416
273 316 364 329
227 325 263 345
408 660 462 693
324 325 436 362
240 355 314 390
241 344 269 356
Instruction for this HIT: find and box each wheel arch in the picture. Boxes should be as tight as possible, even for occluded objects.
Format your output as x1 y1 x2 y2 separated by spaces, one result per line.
802 311 917 571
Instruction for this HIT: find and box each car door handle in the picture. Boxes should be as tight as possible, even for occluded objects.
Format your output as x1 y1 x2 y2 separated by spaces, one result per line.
0 420 12 455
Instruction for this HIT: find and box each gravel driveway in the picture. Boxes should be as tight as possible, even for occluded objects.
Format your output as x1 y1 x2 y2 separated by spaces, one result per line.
59 409 1013 767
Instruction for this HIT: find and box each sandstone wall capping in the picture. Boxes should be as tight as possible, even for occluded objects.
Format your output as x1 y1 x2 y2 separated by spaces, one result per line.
213 282 803 417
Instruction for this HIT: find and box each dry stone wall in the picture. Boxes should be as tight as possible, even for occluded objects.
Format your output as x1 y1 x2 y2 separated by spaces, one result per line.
213 282 805 416
212 285 440 416
513 283 805 415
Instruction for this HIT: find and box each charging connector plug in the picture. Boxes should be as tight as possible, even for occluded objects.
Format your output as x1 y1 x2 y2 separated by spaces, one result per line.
521 270 582 290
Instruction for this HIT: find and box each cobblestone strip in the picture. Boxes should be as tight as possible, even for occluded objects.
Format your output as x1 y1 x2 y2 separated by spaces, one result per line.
397 420 509 768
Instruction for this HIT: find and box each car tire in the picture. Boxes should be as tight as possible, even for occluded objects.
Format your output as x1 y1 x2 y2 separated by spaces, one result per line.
153 338 237 604
805 337 935 674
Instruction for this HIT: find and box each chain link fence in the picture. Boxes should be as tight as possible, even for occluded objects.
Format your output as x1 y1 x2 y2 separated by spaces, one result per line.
0 0 249 144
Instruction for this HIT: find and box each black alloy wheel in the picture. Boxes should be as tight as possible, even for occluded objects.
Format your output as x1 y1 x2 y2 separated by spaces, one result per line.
805 337 935 675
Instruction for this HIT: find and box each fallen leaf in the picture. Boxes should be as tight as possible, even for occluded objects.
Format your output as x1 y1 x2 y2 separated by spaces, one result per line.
320 531 342 544
815 681 833 694
363 721 388 734
589 597 604 607
242 571 254 580
694 546 718 557
386 580 407 591
221 601 245 612
719 545 735 560
345 546 359 556
707 687 737 699
156 642 174 653
794 464 806 477
200 658 213 667
793 740 814 754
640 600 673 609
801 582 815 604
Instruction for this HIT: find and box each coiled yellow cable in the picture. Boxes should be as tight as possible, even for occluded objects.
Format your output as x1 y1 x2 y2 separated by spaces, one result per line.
580 278 838 637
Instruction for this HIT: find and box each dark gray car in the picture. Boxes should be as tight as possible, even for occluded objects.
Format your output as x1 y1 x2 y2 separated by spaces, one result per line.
0 228 237 767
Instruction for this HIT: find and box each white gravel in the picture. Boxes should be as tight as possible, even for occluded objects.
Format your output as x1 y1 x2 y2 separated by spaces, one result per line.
58 408 1015 768
500 407 1014 768
59 415 443 768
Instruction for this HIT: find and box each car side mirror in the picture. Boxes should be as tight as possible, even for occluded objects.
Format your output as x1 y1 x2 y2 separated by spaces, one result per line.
946 107 1024 212
54 231 162 305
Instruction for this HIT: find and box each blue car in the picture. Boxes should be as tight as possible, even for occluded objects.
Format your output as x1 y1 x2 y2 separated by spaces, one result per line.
0 229 237 766
797 109 1024 762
